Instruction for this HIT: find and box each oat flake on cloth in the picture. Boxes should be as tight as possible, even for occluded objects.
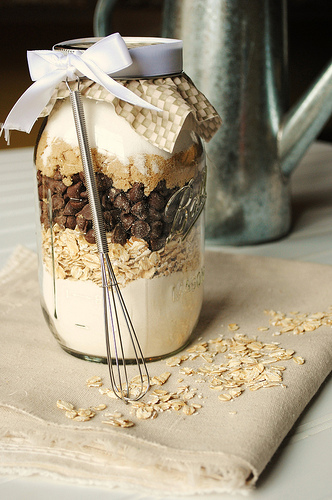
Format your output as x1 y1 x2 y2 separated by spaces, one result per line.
0 247 331 495
40 73 222 153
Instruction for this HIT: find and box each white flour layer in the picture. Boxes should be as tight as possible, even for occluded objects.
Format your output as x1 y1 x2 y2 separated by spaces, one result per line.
41 266 204 359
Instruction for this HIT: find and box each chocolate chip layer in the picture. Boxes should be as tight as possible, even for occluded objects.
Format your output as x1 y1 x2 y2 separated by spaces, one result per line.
37 170 179 251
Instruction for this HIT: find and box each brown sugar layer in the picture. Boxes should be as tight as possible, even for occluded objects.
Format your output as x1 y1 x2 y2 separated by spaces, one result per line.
37 169 185 252
35 134 201 195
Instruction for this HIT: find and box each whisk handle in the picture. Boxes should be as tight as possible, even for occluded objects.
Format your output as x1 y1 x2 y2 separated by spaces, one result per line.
69 86 108 255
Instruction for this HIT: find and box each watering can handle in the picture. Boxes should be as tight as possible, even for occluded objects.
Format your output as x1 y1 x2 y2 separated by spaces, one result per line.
94 0 119 37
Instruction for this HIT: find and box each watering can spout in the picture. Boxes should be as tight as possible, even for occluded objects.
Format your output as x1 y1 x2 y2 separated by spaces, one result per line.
279 59 332 178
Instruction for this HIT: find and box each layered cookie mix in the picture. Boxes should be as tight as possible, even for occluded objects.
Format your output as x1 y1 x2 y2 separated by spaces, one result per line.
35 97 205 360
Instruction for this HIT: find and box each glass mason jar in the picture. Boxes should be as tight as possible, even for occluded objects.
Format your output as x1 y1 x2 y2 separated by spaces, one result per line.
33 37 208 363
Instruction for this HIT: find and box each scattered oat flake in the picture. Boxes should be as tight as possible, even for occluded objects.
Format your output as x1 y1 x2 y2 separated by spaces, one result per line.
136 407 156 420
86 375 103 387
78 408 95 418
150 372 171 385
105 411 123 418
228 323 239 331
265 307 332 335
58 306 312 427
183 405 196 415
56 400 74 411
91 404 107 411
166 356 182 367
218 393 232 402
74 415 91 422
249 341 263 351
99 387 111 395
65 409 78 419
106 390 118 399
102 418 135 428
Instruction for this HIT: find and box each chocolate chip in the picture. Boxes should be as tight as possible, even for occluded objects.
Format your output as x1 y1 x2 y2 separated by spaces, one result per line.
37 170 42 185
150 221 163 239
149 207 163 221
148 191 166 211
127 182 144 203
109 209 121 222
131 220 150 239
114 193 130 213
53 215 66 229
76 214 88 232
47 178 67 195
104 211 118 231
67 181 82 199
40 215 50 229
150 237 166 252
77 203 92 220
121 213 136 231
40 201 50 228
85 228 96 244
66 216 77 229
63 201 78 216
53 170 63 181
155 180 171 197
131 200 148 220
70 199 86 211
107 187 121 202
71 173 81 184
52 194 65 211
96 172 112 191
101 193 109 209
111 223 127 245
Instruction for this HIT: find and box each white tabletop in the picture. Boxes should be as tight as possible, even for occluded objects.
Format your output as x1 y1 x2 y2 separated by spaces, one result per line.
0 142 331 499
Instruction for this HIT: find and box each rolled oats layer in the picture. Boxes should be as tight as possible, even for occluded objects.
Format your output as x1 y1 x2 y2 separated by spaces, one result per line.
42 224 201 288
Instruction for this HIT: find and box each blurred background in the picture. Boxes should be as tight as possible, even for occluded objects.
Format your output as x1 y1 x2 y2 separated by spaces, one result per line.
0 0 331 149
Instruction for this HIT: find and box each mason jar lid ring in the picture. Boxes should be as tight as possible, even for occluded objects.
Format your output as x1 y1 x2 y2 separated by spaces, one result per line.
53 36 183 79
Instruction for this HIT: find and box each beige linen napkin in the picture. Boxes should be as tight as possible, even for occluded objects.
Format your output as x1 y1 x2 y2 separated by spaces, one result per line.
0 246 331 495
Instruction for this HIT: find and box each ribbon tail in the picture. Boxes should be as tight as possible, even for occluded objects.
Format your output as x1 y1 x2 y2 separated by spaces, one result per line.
1 69 66 143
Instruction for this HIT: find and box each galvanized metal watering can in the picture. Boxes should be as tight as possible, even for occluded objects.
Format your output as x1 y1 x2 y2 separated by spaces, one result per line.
94 0 332 245
162 0 332 245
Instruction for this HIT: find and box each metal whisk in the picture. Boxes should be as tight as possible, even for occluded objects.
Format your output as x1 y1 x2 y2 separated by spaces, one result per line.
68 78 150 402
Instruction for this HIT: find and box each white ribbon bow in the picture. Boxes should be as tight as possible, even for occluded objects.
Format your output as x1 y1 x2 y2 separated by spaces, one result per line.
1 33 160 143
